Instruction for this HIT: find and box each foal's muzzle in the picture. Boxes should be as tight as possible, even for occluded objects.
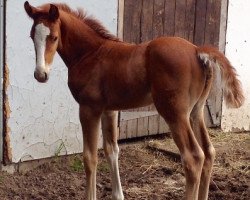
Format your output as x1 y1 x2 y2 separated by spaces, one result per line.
34 70 49 83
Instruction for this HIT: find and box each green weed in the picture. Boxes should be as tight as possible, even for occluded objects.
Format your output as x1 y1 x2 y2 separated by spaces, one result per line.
98 162 109 173
54 142 65 157
70 156 84 173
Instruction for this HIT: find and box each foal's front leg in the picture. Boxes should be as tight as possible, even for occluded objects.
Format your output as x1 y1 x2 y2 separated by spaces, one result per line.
79 105 102 200
101 111 124 200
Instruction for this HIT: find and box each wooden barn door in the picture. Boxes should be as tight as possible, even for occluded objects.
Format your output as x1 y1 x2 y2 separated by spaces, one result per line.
118 0 228 139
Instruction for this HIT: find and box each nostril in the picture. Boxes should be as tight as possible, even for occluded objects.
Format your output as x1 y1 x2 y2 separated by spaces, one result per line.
34 72 37 79
34 71 48 82
44 72 48 80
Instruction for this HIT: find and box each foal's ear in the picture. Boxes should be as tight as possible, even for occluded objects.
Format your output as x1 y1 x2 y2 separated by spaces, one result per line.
24 1 36 18
49 4 59 21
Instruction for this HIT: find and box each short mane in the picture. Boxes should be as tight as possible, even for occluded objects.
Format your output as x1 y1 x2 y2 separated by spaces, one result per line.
53 3 120 42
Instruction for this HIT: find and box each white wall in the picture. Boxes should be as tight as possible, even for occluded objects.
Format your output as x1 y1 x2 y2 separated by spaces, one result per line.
6 0 117 163
221 0 250 131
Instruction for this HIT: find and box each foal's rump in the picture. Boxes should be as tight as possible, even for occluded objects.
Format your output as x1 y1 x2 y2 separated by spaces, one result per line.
146 37 208 113
146 37 244 112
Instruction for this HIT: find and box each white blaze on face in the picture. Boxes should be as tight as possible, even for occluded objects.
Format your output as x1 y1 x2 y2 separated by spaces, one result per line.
34 23 50 74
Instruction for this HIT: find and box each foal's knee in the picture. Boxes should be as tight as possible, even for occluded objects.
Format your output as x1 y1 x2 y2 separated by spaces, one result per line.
203 145 216 170
182 149 205 182
104 142 119 162
103 138 119 154
83 151 98 173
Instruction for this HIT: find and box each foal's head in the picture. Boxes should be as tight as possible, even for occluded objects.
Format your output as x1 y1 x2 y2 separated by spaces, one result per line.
24 1 60 83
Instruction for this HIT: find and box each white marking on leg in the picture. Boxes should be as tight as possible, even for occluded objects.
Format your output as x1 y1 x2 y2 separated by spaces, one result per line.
34 23 50 73
108 145 124 200
88 172 96 200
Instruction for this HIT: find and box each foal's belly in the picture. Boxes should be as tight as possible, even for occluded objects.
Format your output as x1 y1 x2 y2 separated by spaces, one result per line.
105 86 153 110
106 95 153 110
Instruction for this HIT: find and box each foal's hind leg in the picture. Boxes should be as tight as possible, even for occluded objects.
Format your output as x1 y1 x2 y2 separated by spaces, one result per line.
153 94 204 200
80 105 102 200
190 102 216 200
101 111 124 200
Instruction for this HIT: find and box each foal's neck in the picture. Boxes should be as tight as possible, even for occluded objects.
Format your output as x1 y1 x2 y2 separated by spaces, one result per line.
57 12 105 68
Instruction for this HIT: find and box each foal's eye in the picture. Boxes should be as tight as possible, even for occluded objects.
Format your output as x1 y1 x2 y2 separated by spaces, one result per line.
53 36 58 41
49 35 58 42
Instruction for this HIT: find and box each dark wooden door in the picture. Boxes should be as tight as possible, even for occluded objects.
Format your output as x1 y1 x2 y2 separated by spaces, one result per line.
119 0 228 139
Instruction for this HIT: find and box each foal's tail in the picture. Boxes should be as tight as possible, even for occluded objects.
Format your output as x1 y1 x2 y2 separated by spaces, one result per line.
197 46 244 108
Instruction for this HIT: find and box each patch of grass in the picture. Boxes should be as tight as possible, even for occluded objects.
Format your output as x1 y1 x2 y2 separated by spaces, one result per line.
0 175 5 183
98 162 109 173
70 156 84 173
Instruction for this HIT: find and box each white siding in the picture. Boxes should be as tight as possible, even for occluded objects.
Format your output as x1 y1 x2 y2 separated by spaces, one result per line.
222 0 250 131
6 0 117 162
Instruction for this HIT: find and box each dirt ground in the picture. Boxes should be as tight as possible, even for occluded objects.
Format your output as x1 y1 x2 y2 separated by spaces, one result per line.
0 129 249 200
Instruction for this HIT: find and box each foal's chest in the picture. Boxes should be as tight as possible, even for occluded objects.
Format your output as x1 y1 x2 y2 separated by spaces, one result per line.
67 65 102 104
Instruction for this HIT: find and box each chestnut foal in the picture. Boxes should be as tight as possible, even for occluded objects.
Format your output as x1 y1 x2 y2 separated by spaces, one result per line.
24 2 244 200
